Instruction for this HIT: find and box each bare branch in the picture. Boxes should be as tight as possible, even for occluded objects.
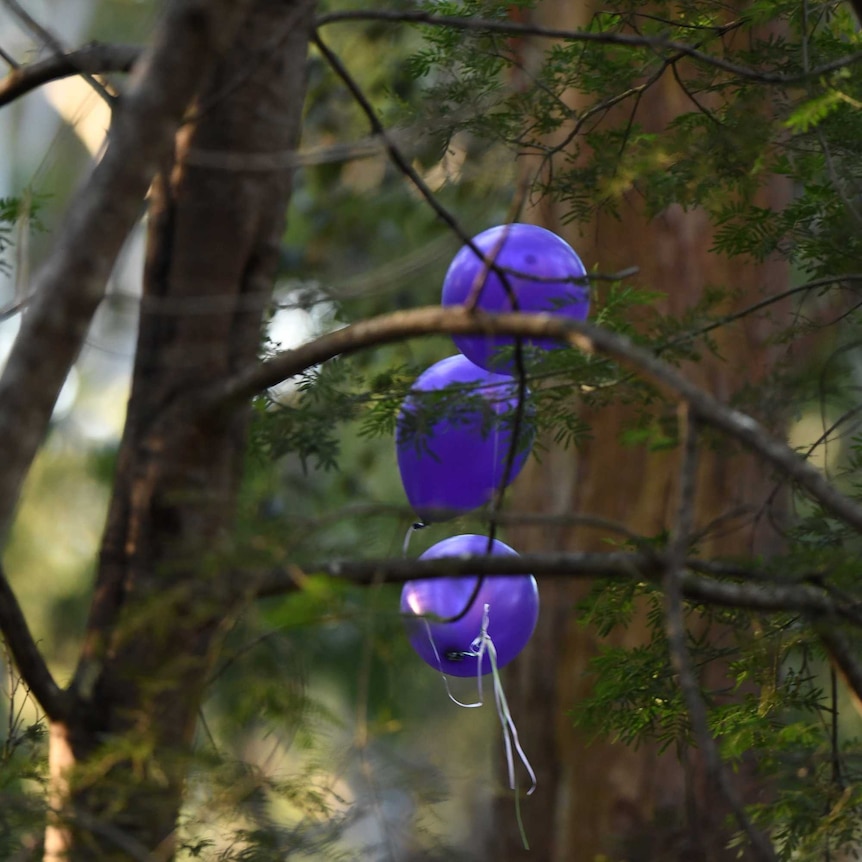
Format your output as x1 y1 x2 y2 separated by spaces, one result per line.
202 306 862 533
0 0 254 541
315 9 862 84
254 550 862 625
2 0 117 106
0 562 68 720
0 42 139 108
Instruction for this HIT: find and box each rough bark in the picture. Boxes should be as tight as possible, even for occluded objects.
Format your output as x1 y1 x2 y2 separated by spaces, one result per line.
0 0 250 543
43 2 314 858
490 3 791 860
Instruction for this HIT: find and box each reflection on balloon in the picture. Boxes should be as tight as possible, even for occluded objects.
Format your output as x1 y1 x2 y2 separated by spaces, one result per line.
395 355 534 522
441 223 589 371
400 534 539 677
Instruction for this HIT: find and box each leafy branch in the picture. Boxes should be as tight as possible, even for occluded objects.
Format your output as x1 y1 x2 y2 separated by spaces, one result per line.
315 9 862 85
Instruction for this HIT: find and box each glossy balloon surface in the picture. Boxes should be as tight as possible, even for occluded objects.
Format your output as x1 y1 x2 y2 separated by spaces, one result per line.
395 355 534 522
441 223 589 371
400 535 539 677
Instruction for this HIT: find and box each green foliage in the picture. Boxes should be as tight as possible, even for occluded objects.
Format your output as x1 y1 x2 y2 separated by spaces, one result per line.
0 657 47 855
0 192 44 280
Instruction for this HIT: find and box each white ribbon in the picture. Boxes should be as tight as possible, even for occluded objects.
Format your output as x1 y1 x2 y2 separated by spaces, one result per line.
425 603 537 795
402 521 426 557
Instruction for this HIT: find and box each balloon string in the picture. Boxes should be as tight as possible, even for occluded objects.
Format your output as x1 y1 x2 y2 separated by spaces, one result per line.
426 604 537 795
402 521 426 557
423 617 483 708
477 605 537 797
438 574 484 624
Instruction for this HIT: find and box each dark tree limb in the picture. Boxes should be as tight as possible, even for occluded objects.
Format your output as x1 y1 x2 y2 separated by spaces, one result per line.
0 42 139 107
0 563 68 720
311 30 488 272
254 550 862 625
0 0 253 541
1 0 118 105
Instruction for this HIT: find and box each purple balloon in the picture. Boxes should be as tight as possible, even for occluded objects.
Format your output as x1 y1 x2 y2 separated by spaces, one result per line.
441 223 589 371
395 355 534 522
400 535 539 677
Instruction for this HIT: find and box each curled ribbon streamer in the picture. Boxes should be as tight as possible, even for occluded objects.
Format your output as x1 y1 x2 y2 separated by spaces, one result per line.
423 616 484 708
424 603 537 793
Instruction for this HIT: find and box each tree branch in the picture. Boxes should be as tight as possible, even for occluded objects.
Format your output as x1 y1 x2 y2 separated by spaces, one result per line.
0 42 139 108
315 9 862 85
253 550 862 625
0 563 69 720
1 0 118 106
0 0 254 541
201 306 862 534
2 6 855 112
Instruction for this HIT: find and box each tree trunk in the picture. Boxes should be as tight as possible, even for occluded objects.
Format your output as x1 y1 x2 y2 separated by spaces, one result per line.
44 2 313 858
491 3 790 860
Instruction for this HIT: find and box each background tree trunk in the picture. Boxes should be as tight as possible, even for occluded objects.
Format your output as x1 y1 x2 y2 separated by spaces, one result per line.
44 2 313 858
491 2 791 859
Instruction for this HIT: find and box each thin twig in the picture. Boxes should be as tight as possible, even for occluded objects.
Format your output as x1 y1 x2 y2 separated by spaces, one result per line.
315 9 862 85
657 275 862 358
310 28 614 308
0 297 27 322
311 30 483 267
